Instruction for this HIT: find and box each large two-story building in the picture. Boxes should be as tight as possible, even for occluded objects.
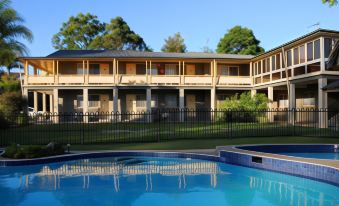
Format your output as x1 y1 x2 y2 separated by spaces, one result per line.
19 29 339 123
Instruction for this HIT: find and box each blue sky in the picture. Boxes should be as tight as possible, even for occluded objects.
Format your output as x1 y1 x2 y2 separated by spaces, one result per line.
12 0 339 56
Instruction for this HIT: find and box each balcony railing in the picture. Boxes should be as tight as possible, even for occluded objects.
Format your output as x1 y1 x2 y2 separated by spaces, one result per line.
217 76 251 86
150 75 180 85
25 74 252 87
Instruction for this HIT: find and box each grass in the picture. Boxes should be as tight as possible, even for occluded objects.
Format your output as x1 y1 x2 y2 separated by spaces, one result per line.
70 136 339 151
1 122 338 146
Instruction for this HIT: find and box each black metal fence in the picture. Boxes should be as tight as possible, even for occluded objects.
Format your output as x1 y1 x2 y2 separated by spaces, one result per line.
0 109 338 146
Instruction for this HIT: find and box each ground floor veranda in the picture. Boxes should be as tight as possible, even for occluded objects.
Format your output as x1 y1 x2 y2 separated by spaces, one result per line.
24 76 339 127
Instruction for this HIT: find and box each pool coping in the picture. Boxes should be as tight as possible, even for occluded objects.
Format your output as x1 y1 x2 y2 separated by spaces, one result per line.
0 145 338 186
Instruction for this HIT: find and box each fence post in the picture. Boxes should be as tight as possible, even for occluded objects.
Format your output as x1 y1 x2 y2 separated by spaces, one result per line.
157 109 161 142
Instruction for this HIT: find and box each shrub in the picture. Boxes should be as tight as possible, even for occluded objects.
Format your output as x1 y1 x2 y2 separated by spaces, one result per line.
218 92 269 122
2 143 65 159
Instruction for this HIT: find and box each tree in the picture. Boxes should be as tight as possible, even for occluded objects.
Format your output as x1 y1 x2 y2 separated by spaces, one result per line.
161 32 187 53
0 0 33 69
216 26 264 55
89 17 151 51
322 0 337 6
52 13 105 50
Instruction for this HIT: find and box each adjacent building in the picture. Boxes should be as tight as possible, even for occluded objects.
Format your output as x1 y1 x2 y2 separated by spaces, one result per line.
19 29 339 124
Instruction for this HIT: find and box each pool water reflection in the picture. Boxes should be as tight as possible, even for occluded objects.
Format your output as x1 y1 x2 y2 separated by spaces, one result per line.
0 157 338 206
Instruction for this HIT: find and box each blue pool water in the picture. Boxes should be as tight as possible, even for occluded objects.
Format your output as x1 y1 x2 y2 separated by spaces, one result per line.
0 156 338 206
279 152 339 160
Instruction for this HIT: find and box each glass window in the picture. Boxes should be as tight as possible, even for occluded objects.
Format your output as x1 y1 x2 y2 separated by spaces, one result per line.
287 50 292 67
165 64 178 75
276 54 281 70
262 59 266 73
218 65 228 75
165 94 177 108
229 66 239 76
307 42 313 61
271 56 276 71
258 61 262 74
266 58 270 72
299 45 305 63
324 38 332 58
253 63 257 75
149 64 158 75
77 63 85 74
314 39 320 59
88 95 100 107
136 95 146 108
293 48 299 65
77 95 83 108
89 64 100 74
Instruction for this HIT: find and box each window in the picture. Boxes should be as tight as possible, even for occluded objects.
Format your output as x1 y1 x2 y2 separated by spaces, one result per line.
89 64 100 74
77 95 83 108
276 53 281 70
258 61 262 74
165 64 178 75
324 38 333 58
151 95 158 108
307 42 313 61
271 56 276 71
314 39 320 59
229 66 239 76
219 65 228 75
262 59 266 73
293 47 299 65
299 45 305 63
77 63 85 74
136 95 146 108
253 63 257 75
148 64 158 75
266 58 270 72
136 64 146 74
77 95 100 108
165 95 177 108
287 50 292 67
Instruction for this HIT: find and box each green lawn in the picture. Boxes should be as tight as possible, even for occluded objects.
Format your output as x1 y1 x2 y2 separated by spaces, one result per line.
1 122 338 146
70 136 339 151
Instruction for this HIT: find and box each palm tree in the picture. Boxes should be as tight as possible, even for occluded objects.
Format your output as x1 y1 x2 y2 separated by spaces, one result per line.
0 0 33 73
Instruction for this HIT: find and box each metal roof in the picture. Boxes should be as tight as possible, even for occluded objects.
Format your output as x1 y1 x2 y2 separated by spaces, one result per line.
45 50 253 60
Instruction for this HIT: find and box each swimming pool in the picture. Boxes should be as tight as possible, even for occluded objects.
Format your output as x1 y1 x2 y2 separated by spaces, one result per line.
278 152 339 160
0 156 338 206
237 144 339 160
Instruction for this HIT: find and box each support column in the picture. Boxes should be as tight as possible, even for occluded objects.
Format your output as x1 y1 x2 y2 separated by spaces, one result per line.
33 91 38 112
83 88 88 123
179 88 185 122
53 88 59 123
49 94 53 113
268 86 274 122
288 83 295 124
211 88 216 110
113 87 119 113
42 93 47 113
251 89 257 97
146 88 152 122
318 78 328 128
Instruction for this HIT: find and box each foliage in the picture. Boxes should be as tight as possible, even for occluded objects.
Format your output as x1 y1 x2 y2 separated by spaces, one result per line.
0 91 26 117
216 26 264 55
218 92 268 122
3 143 65 159
161 32 187 53
0 73 21 93
52 13 105 50
322 0 337 6
0 0 33 69
219 92 268 111
52 14 151 51
89 17 152 51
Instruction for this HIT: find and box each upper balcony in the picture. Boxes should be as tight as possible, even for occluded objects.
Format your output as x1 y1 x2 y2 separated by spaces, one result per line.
22 59 251 88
